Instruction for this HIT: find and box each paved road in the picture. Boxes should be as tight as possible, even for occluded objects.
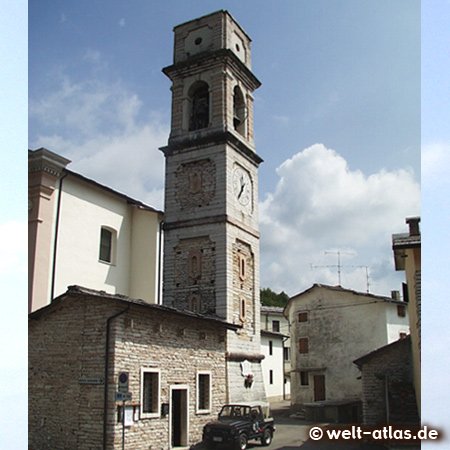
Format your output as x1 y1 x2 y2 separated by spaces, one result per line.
193 401 418 450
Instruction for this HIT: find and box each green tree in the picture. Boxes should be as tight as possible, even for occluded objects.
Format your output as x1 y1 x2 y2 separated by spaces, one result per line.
260 287 290 307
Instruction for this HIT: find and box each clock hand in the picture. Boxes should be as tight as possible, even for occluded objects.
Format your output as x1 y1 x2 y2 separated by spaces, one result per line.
238 180 245 198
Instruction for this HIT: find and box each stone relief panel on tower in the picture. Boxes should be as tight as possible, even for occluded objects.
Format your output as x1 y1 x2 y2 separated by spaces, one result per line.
175 159 216 209
173 236 216 314
232 239 255 336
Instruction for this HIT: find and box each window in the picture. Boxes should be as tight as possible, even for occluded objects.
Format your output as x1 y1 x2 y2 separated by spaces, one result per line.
269 370 273 385
189 294 201 313
239 297 246 322
197 372 211 413
283 347 290 361
189 82 209 131
233 86 246 136
269 341 273 356
298 312 308 323
140 368 160 418
300 371 309 386
238 253 246 280
99 227 114 263
299 337 309 354
397 305 406 317
272 320 280 332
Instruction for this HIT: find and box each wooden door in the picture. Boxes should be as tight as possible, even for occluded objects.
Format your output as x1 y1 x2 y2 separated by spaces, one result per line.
314 375 326 401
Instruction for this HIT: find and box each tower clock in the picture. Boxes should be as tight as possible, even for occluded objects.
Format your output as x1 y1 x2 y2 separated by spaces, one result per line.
161 11 265 402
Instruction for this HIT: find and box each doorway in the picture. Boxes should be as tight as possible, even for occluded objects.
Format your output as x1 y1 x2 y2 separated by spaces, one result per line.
170 386 189 448
314 375 326 401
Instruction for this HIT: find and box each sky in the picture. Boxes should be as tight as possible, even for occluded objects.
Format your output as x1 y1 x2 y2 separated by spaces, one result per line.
0 0 448 447
28 0 421 299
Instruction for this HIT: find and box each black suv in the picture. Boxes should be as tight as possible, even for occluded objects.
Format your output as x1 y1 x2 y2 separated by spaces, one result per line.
202 402 275 450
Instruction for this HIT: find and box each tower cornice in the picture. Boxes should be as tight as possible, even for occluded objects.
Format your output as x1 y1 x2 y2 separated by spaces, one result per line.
162 48 261 91
160 130 263 166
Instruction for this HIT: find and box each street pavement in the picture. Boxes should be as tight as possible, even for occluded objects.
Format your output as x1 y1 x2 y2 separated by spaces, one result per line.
192 401 419 450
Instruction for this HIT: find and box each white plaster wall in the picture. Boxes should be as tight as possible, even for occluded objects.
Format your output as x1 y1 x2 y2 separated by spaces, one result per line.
287 287 409 406
54 176 160 302
385 302 410 342
261 334 285 401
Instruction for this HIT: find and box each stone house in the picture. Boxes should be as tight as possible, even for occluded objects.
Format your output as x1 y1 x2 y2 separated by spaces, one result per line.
392 216 421 413
354 336 419 426
28 148 164 313
29 285 239 450
284 284 410 420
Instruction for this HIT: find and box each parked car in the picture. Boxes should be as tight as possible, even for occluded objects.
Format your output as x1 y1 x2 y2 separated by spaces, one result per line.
202 402 276 450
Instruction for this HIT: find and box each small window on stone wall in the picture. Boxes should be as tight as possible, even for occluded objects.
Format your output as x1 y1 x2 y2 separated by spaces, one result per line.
298 312 308 323
189 250 202 281
238 253 246 281
300 371 309 386
197 372 211 413
239 297 246 322
189 294 201 313
141 368 160 419
299 337 309 354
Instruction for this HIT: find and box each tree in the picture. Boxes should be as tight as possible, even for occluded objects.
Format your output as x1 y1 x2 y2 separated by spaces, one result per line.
260 288 290 307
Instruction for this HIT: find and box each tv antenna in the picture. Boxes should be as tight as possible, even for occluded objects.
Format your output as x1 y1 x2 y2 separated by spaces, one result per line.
310 251 370 291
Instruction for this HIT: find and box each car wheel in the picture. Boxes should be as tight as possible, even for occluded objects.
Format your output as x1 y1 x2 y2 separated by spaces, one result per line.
236 432 248 450
260 428 272 446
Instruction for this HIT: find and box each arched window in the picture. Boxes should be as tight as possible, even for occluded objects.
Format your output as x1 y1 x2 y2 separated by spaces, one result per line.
189 82 209 131
233 86 246 136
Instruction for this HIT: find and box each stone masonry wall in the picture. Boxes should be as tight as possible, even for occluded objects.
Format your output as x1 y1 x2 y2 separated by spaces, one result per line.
29 294 228 450
360 338 414 426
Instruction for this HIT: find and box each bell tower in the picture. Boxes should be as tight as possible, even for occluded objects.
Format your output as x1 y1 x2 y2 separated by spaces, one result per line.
161 10 265 402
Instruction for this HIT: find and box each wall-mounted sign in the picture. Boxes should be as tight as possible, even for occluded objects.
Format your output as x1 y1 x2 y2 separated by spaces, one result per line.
118 372 129 393
78 377 104 385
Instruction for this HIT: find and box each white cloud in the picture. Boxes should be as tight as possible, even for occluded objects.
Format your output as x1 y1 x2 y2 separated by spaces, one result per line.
259 144 420 296
422 142 450 184
30 76 169 209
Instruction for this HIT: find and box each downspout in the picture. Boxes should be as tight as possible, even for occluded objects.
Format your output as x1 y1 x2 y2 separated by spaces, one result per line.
282 336 289 401
157 220 164 305
103 306 130 450
50 171 68 301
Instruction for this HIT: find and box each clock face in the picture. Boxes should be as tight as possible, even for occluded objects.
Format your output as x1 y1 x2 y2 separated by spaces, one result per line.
232 167 251 206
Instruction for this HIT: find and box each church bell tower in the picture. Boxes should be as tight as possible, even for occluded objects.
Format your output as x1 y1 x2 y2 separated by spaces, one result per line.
161 10 265 402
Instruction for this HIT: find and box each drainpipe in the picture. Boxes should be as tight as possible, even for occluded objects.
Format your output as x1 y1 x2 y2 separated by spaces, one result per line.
103 306 130 450
50 171 68 302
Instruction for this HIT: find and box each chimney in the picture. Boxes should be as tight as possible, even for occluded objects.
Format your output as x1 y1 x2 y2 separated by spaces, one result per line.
391 291 401 301
406 217 420 237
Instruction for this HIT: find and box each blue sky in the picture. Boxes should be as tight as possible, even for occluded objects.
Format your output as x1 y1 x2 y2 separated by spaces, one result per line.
1 0 448 447
28 0 421 298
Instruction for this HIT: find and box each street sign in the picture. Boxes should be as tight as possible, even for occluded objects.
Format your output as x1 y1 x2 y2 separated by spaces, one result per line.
118 372 129 393
116 392 132 402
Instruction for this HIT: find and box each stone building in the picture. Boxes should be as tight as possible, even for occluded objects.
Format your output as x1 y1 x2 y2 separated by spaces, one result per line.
28 148 163 313
392 216 421 413
160 10 265 403
284 284 410 420
29 285 238 450
354 336 419 426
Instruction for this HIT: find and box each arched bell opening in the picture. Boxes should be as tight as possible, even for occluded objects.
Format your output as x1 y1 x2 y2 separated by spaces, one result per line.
233 86 247 137
188 81 210 131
